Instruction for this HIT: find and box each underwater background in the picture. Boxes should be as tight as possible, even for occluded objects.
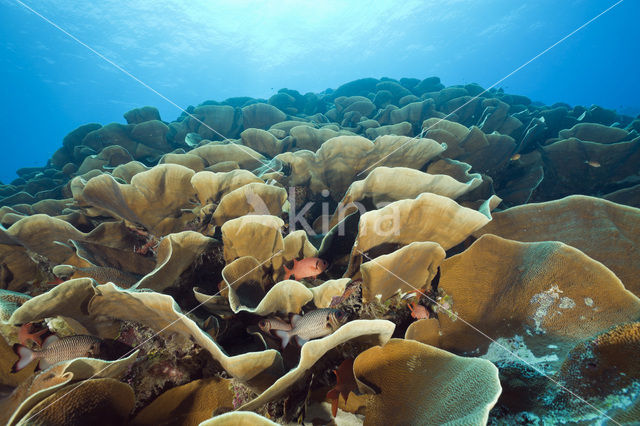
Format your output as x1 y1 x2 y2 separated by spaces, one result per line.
1 1 640 425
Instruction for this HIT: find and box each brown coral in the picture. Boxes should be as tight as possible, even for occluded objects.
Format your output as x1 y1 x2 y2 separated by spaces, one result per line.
131 377 234 426
353 339 501 425
15 378 135 426
556 322 640 400
5 76 640 425
474 195 640 296
408 234 640 361
347 192 493 277
72 163 197 235
359 241 445 302
238 319 395 412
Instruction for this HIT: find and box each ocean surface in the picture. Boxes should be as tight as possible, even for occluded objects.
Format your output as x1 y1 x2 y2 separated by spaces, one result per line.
1 0 639 183
1 1 640 425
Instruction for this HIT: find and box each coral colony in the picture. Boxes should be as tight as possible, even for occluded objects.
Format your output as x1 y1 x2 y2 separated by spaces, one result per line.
0 76 639 425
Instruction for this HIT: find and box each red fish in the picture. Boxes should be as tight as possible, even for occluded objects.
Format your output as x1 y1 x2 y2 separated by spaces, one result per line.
18 323 50 347
283 257 328 280
408 302 429 319
45 277 65 286
404 289 430 320
326 358 358 417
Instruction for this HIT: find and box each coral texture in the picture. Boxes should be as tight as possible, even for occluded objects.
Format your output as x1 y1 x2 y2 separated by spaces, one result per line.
2 76 639 424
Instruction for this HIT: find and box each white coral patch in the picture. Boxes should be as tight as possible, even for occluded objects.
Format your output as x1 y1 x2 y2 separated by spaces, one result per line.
558 297 575 309
529 284 563 334
480 335 559 375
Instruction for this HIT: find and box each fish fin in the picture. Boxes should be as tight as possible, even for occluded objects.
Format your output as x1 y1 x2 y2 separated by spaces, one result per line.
42 334 59 349
37 359 51 371
295 336 308 346
18 323 34 346
274 330 290 349
11 344 35 372
290 314 302 327
283 265 292 280
326 388 340 417
31 328 49 347
326 388 339 399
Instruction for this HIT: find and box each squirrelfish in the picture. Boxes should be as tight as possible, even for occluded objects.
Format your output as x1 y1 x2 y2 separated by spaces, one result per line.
258 317 292 335
12 334 102 372
275 308 347 348
284 257 329 280
408 303 429 319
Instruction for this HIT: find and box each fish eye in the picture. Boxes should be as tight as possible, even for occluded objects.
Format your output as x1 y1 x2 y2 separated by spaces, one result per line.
258 320 267 327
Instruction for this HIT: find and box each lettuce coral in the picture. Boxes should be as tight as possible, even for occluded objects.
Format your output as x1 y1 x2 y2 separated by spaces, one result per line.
2 76 640 424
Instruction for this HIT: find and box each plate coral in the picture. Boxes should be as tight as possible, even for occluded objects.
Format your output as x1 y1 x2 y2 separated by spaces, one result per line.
1 76 639 425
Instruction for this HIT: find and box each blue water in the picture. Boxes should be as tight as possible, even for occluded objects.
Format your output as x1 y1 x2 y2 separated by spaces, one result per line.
1 0 638 184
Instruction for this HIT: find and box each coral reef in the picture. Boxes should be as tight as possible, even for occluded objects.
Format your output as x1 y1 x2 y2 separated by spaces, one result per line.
1 76 640 424
353 339 501 425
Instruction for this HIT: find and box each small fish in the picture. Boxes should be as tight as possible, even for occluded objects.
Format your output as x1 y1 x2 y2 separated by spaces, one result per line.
408 302 429 320
185 132 203 148
403 289 430 319
12 334 102 372
510 153 521 161
45 277 65 286
283 257 329 280
329 280 359 307
18 323 50 347
585 160 601 168
275 308 347 348
258 317 292 335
